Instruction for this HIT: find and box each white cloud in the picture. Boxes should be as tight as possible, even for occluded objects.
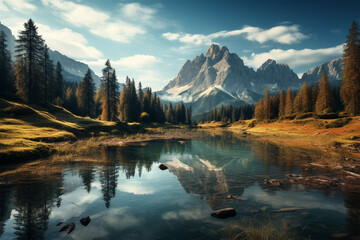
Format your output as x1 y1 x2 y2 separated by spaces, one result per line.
90 21 145 43
84 55 161 70
1 17 103 60
0 1 8 11
0 0 37 12
163 24 308 46
119 3 166 29
37 23 103 59
41 0 145 43
121 3 156 22
242 44 343 69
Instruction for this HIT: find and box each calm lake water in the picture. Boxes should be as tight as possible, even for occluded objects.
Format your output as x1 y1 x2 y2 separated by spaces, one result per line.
0 133 359 239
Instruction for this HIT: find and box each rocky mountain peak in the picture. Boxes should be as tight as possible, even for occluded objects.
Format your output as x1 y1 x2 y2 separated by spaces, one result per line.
206 44 220 57
258 59 277 70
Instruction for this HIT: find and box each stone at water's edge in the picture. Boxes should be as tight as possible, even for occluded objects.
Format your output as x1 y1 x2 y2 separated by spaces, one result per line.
80 216 91 226
211 208 237 219
158 164 168 170
59 222 75 234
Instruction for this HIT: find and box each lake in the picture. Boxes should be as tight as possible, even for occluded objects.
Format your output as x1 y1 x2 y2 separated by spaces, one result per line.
0 133 359 239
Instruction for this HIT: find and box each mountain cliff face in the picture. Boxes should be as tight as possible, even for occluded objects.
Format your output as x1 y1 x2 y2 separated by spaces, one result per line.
160 44 302 114
164 44 256 98
0 22 100 86
301 58 343 85
255 59 300 91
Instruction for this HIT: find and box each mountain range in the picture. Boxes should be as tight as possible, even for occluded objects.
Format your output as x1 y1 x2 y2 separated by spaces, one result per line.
158 44 343 114
0 22 101 86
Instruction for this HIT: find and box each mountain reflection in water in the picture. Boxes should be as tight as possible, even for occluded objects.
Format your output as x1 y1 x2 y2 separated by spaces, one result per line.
0 134 359 239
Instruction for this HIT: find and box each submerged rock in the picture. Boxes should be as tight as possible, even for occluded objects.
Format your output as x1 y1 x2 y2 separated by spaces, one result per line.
158 164 168 170
56 222 63 226
59 222 75 234
211 208 237 219
226 194 233 199
80 216 91 226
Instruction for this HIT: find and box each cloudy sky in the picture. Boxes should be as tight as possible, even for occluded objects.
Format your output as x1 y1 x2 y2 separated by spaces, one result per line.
0 0 358 90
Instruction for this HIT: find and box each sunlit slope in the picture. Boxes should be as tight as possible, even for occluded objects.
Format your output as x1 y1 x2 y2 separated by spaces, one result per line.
0 99 116 161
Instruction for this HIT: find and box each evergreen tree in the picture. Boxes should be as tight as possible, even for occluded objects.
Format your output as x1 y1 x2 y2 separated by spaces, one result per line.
14 19 44 103
278 89 286 117
315 71 334 114
99 60 118 121
341 21 360 116
119 77 138 122
186 105 192 124
0 31 14 97
142 88 152 115
137 82 143 112
64 86 77 113
284 88 293 116
54 61 64 101
42 45 54 103
110 69 120 120
78 69 96 117
166 103 174 123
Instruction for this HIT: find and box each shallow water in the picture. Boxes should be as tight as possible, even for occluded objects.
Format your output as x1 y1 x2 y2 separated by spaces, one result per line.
0 133 359 239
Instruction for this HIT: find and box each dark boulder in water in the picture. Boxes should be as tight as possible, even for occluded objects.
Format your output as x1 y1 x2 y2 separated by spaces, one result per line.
59 222 75 234
211 208 237 219
158 164 168 170
80 216 91 226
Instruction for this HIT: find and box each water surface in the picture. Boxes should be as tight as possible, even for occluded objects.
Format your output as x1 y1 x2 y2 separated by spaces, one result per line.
0 133 359 239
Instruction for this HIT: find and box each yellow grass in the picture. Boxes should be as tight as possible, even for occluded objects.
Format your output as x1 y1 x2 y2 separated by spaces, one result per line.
0 99 117 162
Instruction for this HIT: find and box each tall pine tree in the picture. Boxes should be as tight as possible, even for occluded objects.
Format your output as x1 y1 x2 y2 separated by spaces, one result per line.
42 45 54 103
99 60 119 121
54 61 64 102
14 19 44 103
78 69 96 117
284 88 293 116
278 89 286 117
341 21 360 116
0 31 14 97
315 71 334 114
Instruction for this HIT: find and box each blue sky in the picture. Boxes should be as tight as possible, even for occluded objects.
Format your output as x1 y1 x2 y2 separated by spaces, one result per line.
0 0 359 90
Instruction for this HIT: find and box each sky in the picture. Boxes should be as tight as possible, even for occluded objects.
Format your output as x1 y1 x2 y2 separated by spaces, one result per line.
0 0 359 90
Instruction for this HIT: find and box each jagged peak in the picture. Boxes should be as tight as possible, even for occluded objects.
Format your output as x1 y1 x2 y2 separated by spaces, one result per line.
206 44 220 57
259 59 276 70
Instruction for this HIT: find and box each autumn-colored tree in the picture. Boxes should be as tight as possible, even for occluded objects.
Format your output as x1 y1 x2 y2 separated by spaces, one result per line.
278 89 286 117
255 98 264 121
315 71 334 114
340 21 360 116
311 84 319 111
284 88 293 116
263 88 270 121
293 82 311 114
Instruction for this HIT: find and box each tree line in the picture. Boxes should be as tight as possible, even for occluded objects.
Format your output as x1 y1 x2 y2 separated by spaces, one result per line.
254 21 360 121
194 104 255 123
0 19 192 124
